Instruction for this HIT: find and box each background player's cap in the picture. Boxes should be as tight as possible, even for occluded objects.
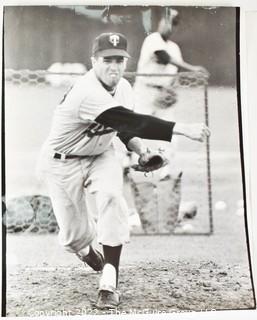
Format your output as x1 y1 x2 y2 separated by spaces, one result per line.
92 33 130 58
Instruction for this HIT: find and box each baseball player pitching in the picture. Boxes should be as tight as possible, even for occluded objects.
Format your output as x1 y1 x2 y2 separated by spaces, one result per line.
37 32 210 310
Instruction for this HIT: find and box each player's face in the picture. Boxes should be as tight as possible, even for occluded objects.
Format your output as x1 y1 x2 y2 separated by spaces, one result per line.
92 56 127 88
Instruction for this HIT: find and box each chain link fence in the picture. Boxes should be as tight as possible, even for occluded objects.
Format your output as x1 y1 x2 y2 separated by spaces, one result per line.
4 69 212 235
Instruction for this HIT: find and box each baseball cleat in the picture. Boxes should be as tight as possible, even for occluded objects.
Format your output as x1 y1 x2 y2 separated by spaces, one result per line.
76 246 104 272
96 289 121 310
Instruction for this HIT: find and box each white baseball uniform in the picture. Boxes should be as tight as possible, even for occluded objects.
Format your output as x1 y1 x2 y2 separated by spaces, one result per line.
38 68 134 252
134 31 183 117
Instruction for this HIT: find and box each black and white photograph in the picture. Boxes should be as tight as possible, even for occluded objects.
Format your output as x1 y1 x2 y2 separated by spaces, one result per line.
1 2 257 318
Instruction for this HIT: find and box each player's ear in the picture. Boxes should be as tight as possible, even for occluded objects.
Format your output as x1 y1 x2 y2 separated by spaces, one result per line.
124 57 128 69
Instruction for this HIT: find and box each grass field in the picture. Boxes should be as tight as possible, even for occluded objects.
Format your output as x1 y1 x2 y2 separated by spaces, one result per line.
4 84 256 316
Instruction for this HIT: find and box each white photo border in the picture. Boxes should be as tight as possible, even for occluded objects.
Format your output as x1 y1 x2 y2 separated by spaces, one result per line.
1 1 257 319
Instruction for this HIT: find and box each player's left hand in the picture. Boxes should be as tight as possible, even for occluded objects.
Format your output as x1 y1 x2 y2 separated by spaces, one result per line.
131 148 169 173
174 123 211 142
184 123 211 142
192 66 209 76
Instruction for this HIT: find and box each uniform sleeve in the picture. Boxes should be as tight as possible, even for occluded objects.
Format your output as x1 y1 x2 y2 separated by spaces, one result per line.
167 41 184 64
95 106 175 148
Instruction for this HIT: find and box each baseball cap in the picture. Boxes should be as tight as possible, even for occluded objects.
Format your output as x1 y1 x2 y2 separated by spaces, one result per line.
92 32 130 58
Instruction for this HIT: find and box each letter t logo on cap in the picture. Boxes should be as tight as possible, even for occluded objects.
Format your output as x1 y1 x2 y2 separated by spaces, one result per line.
109 34 120 47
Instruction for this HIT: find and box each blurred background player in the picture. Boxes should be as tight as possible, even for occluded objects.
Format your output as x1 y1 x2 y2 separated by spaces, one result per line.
133 8 208 180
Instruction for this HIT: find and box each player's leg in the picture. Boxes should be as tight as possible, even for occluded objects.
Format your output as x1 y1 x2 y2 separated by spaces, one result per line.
85 148 130 308
44 157 103 271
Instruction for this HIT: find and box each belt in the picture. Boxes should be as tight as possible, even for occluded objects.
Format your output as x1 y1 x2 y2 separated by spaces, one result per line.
53 152 83 160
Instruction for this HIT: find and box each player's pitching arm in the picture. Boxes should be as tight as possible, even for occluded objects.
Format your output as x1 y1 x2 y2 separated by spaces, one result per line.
154 50 209 75
95 106 210 156
126 123 209 156
170 57 209 74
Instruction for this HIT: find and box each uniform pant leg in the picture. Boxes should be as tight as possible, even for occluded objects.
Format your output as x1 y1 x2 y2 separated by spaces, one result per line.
84 148 130 247
44 157 96 253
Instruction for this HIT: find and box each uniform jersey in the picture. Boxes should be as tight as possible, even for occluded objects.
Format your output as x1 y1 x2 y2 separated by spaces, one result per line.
136 32 183 87
46 69 134 156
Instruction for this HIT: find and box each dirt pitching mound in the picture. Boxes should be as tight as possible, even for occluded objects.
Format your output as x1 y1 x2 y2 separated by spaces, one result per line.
7 260 255 317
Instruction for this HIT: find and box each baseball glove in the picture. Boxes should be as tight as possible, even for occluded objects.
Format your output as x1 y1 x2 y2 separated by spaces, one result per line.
131 149 168 173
